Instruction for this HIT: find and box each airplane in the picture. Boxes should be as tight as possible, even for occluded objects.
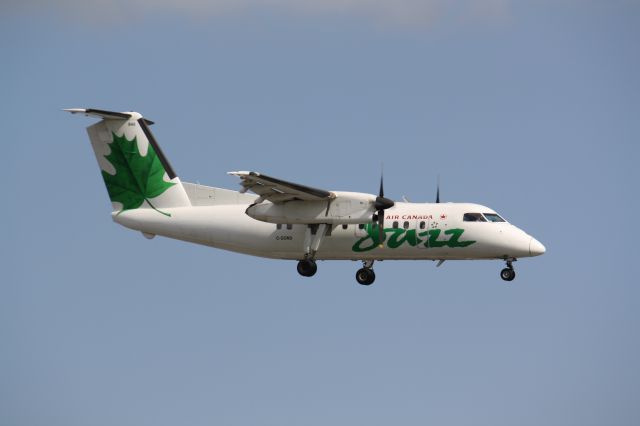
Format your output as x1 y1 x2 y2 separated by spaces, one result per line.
66 108 545 285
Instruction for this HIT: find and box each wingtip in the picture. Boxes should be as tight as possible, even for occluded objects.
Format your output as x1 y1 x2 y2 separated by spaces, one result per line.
64 108 86 114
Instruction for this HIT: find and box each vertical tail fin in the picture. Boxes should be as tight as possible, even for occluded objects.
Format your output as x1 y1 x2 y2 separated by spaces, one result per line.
66 108 191 215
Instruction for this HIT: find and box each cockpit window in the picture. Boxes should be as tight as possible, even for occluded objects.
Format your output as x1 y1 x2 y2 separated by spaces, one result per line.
463 213 486 222
484 213 506 222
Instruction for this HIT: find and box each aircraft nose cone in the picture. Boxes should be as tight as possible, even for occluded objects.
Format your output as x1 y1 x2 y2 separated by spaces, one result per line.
529 237 546 256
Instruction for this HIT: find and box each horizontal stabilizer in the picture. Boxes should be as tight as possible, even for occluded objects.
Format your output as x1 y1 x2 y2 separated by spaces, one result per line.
64 108 154 125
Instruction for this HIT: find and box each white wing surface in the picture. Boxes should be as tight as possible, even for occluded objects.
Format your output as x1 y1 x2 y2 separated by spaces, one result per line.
228 171 335 203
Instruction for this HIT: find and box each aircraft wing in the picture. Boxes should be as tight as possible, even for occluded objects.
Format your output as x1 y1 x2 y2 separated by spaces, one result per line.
228 171 335 203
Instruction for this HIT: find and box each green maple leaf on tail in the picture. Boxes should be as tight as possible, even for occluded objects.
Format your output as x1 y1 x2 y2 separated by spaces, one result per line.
101 132 175 216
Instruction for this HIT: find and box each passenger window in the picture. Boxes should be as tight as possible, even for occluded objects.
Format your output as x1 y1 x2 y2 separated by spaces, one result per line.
358 224 365 229
463 213 486 222
286 224 293 230
342 224 348 230
276 223 282 229
403 221 409 229
484 213 506 222
420 221 425 229
392 221 399 229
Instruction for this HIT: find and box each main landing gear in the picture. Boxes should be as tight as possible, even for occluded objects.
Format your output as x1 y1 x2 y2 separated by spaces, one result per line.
355 260 376 286
294 225 375 286
500 259 516 282
297 224 326 278
297 259 317 277
296 258 376 285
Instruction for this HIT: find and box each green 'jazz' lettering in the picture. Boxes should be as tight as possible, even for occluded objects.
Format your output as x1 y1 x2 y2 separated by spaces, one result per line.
387 228 419 248
352 224 476 253
442 228 475 247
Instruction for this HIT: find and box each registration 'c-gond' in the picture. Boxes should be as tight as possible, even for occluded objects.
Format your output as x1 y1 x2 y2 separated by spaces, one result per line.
67 108 545 285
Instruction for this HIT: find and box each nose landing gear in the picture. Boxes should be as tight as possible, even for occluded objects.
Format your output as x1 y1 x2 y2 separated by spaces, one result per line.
500 259 516 282
356 260 376 285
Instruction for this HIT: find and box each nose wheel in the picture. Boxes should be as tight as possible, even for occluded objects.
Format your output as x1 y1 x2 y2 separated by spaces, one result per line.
500 259 516 282
500 268 516 281
356 260 376 285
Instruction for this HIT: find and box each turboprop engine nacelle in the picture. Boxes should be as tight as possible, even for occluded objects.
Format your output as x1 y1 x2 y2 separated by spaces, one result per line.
245 192 377 225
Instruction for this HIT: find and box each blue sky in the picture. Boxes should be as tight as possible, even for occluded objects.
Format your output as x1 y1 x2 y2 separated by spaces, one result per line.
2 1 639 425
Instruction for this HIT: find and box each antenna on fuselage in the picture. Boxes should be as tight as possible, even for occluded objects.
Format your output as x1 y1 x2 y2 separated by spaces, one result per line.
436 174 441 203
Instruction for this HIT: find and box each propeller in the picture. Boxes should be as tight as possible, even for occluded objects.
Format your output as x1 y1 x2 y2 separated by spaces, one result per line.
372 172 395 244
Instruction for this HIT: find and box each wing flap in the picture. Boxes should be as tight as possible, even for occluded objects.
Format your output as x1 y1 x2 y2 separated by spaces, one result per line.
228 171 334 203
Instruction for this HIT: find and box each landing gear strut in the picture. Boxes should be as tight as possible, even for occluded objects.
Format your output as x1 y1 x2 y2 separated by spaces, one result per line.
297 224 329 278
297 259 317 277
500 259 516 282
356 260 376 285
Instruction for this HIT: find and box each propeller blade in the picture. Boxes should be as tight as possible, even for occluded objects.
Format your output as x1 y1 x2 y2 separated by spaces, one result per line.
373 167 392 245
377 209 385 244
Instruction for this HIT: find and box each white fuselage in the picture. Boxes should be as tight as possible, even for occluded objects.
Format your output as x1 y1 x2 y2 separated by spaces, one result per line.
68 107 545 283
112 191 544 262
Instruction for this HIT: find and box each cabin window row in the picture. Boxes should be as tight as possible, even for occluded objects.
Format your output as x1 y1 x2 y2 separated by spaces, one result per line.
278 214 505 230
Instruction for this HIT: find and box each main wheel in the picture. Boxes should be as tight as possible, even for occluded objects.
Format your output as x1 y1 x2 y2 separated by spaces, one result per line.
297 259 317 277
500 268 516 282
355 268 376 285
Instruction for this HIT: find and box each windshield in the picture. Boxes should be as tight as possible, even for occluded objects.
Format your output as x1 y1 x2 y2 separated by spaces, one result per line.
484 213 506 222
463 213 486 222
